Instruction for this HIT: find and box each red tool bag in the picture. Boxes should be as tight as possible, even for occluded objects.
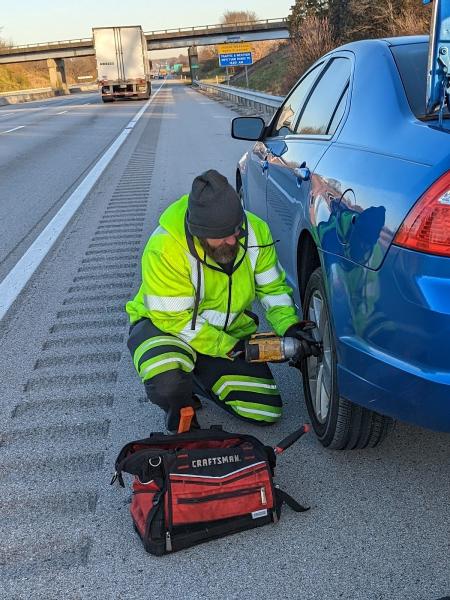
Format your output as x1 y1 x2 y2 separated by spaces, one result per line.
112 425 310 555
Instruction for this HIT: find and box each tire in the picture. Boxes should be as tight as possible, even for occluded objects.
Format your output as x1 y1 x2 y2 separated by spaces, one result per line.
301 267 394 449
102 97 113 103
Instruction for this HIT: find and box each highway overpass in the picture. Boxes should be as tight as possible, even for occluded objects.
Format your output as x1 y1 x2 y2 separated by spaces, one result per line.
0 18 289 93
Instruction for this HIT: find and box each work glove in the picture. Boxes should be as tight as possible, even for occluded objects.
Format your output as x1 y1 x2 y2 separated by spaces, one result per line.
227 339 246 360
284 321 322 367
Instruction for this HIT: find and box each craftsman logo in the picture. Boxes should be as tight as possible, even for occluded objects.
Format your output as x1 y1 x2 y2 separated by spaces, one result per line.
191 454 241 468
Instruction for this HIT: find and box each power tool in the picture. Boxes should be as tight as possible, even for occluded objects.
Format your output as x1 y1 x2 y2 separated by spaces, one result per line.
244 331 321 363
227 321 322 364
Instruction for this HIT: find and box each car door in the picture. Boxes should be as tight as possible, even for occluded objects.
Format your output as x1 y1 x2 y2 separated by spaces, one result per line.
245 64 324 221
265 56 352 285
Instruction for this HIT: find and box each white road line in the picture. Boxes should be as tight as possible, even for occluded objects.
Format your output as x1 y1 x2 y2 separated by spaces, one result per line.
0 82 165 322
57 110 68 115
0 125 25 134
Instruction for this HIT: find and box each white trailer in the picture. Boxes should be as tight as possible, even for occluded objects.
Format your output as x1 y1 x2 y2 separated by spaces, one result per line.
93 26 151 103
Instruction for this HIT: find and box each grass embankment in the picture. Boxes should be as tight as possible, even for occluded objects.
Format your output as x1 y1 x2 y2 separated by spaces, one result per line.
199 46 290 96
0 63 50 93
229 45 290 96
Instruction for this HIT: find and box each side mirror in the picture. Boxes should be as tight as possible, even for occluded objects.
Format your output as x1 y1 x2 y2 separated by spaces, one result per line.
231 117 265 141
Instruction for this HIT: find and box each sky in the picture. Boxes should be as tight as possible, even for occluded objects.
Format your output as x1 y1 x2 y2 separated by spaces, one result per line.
2 0 293 50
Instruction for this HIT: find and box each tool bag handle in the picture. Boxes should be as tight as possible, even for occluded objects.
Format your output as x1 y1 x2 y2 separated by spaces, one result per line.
274 424 310 455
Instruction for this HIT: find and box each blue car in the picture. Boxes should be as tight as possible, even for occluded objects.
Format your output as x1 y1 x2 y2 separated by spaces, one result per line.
231 24 450 448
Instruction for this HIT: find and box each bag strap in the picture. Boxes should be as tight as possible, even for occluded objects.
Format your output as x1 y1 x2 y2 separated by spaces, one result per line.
274 424 310 455
275 487 310 514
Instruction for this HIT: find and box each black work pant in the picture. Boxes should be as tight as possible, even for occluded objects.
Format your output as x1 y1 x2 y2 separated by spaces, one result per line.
127 319 282 429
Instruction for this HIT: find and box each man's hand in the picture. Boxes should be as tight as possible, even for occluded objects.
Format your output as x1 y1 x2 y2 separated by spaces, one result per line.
227 339 246 360
284 321 322 367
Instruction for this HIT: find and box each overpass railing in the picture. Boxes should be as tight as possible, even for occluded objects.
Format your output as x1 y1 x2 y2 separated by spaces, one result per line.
1 38 92 51
144 18 288 36
2 18 288 53
196 81 283 117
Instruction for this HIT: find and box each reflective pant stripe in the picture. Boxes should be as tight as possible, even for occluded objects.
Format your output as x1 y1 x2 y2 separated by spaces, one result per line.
215 380 279 400
133 336 195 372
226 401 282 422
139 353 194 381
212 374 279 400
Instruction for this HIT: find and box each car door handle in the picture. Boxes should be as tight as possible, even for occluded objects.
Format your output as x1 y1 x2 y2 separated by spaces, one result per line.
294 166 310 181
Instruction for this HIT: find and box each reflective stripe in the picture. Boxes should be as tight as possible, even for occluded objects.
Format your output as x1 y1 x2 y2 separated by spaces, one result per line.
232 405 281 418
247 220 259 271
202 309 238 328
152 225 168 236
215 379 278 398
255 263 282 286
133 336 195 371
140 356 194 379
260 293 293 310
177 318 205 343
185 252 205 301
144 295 193 312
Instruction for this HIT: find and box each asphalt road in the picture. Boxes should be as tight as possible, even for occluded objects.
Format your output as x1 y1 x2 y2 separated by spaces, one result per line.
0 82 449 600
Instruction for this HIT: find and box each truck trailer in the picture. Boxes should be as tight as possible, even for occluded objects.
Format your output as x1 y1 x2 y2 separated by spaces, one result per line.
93 26 151 103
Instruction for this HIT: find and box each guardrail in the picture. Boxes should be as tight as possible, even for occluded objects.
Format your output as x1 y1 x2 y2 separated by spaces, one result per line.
196 81 283 116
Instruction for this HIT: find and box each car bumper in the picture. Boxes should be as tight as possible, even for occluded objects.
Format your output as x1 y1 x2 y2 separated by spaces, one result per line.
326 245 450 431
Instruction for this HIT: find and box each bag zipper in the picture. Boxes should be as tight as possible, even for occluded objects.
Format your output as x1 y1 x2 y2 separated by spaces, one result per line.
177 485 266 505
171 464 267 487
165 531 172 552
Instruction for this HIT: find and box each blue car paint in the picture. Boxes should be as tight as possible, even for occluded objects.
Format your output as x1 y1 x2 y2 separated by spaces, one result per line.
239 36 450 431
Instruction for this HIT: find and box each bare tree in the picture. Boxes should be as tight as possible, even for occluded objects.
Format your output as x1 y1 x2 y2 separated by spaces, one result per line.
284 15 335 91
221 11 258 25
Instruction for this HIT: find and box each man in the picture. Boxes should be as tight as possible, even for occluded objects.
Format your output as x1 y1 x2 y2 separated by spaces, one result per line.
126 169 318 431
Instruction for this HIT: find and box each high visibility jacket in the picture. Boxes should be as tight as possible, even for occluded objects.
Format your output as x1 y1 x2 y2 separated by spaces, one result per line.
126 195 299 358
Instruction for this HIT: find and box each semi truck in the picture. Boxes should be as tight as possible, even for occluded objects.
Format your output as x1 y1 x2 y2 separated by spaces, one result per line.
93 26 151 103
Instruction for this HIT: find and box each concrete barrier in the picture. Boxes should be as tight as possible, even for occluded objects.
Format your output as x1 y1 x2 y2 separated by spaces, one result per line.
196 81 284 117
0 84 98 105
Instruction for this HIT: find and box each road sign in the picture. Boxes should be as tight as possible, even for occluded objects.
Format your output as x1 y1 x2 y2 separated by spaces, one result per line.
219 52 253 67
217 42 253 68
217 42 252 54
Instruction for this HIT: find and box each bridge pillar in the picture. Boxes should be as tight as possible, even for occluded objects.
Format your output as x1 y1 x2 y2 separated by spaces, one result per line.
46 58 69 95
188 47 199 83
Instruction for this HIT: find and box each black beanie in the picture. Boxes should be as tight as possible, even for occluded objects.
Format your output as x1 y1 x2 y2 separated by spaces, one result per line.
187 170 244 239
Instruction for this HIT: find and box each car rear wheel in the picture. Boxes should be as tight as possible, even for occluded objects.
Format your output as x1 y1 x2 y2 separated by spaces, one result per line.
301 267 393 449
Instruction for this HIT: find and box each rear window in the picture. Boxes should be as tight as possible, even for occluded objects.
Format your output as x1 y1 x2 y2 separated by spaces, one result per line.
391 42 449 118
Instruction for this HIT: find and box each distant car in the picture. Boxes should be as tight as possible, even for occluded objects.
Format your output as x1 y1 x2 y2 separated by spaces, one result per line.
232 35 450 449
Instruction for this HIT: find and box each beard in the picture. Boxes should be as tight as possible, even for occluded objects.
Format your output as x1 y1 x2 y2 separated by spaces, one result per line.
199 238 240 264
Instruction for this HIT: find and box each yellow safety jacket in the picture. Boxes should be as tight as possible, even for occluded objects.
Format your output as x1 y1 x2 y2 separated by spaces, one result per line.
126 195 299 358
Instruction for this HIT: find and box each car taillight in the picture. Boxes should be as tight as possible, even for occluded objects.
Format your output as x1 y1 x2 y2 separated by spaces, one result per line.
393 170 450 257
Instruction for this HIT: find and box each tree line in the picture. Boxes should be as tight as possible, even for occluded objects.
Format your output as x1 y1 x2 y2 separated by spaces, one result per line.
285 0 432 88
